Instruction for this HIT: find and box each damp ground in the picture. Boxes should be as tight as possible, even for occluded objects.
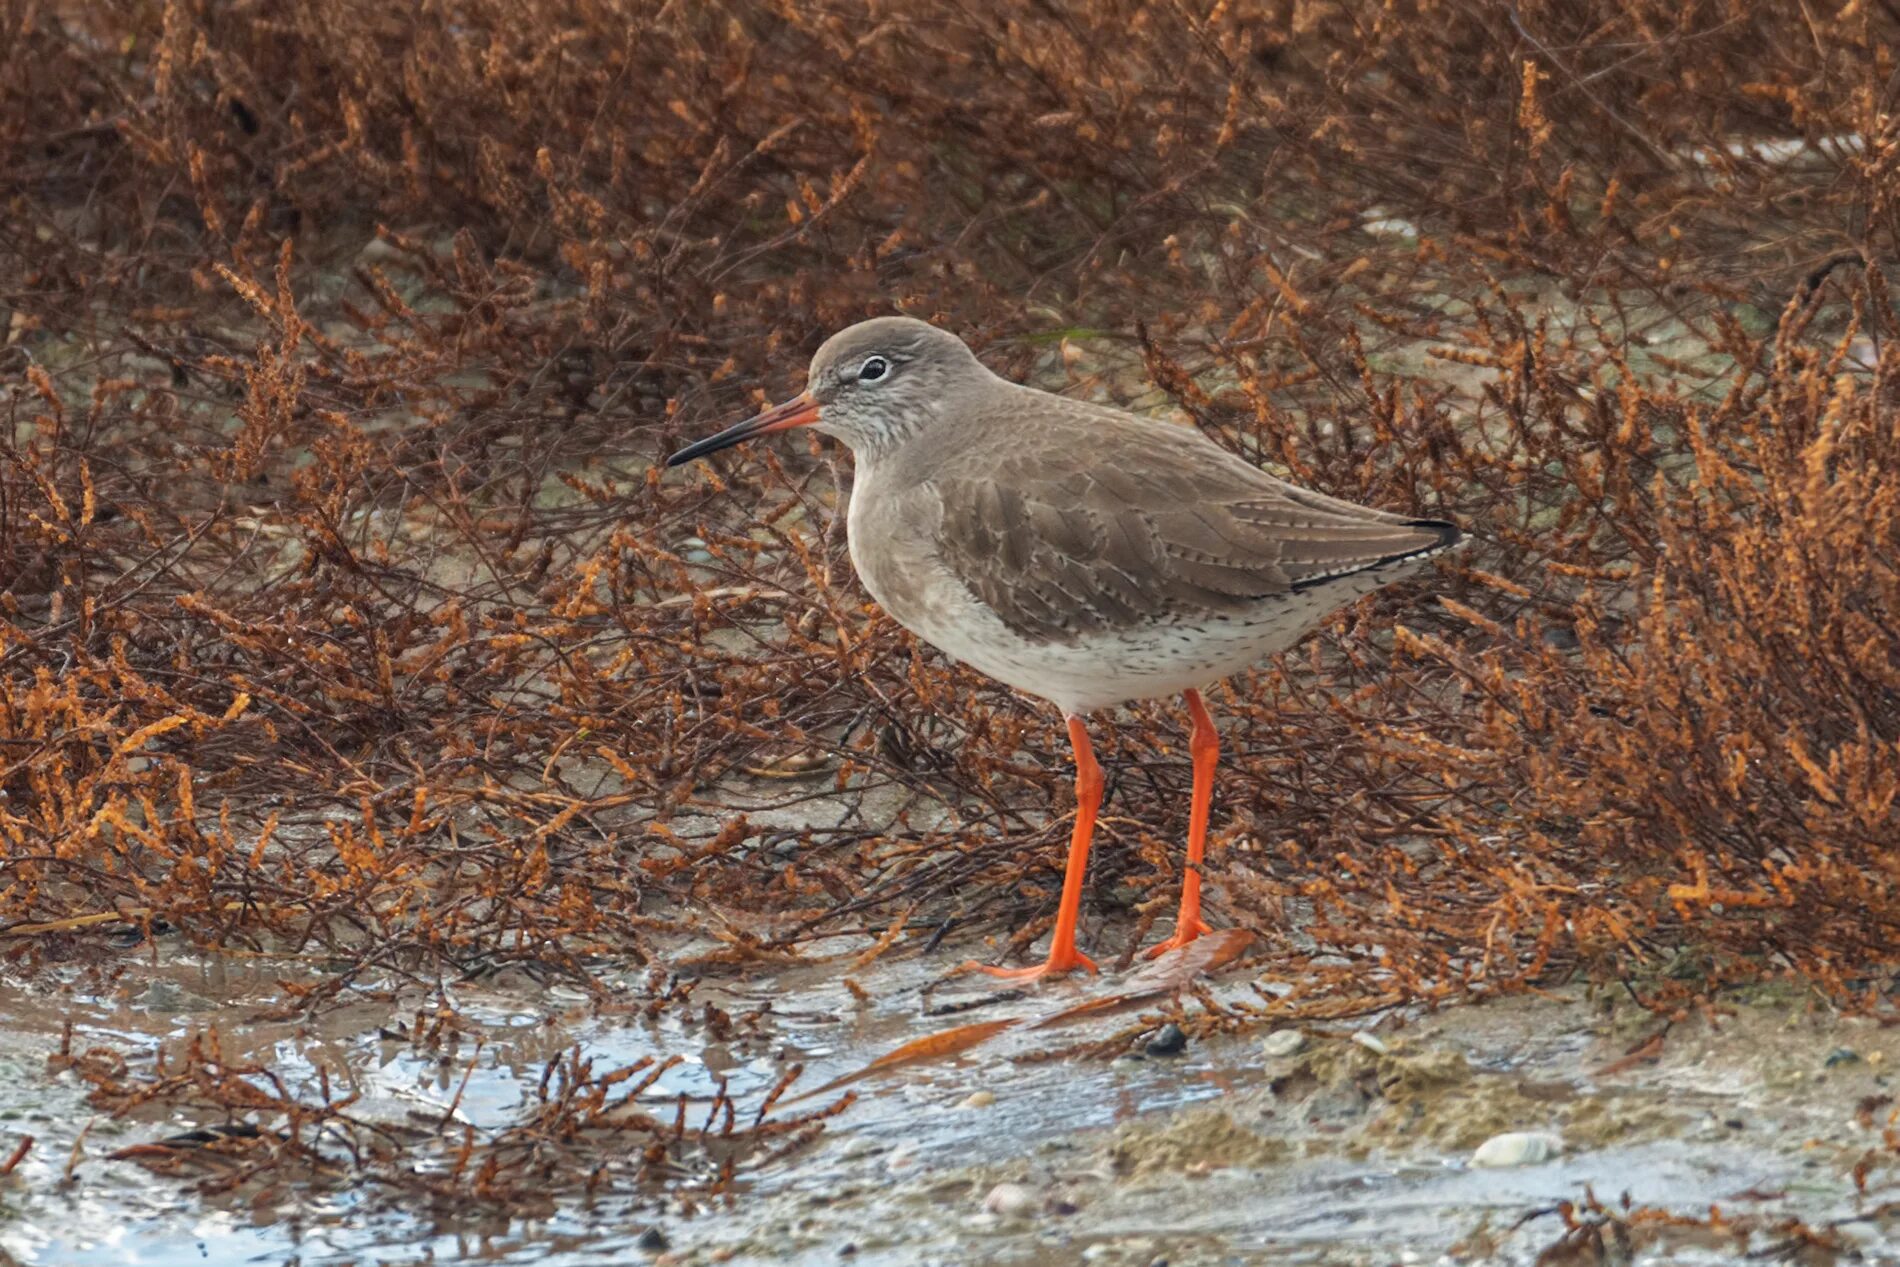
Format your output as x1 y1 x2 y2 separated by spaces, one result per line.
1 224 1892 1267
1 936 1896 1267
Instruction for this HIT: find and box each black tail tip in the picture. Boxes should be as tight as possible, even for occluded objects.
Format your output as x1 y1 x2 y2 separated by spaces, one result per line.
1409 518 1464 551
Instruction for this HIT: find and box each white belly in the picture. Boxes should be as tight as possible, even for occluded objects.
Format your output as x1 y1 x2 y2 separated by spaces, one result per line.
851 533 1356 716
899 580 1345 715
844 471 1421 716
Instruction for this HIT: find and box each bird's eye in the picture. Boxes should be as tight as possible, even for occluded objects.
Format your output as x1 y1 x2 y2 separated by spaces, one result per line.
857 356 891 383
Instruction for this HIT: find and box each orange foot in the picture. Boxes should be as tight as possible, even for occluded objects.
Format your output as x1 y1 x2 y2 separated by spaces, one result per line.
1142 916 1215 959
961 948 1099 982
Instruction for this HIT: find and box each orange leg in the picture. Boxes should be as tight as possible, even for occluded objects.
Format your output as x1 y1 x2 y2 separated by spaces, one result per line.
1144 688 1218 958
965 714 1102 982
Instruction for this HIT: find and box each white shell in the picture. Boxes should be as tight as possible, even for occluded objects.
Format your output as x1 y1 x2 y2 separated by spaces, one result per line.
982 1182 1037 1216
1470 1131 1564 1168
1260 1030 1307 1057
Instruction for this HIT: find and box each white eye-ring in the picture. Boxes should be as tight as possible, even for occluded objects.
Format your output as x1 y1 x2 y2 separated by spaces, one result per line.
857 355 891 383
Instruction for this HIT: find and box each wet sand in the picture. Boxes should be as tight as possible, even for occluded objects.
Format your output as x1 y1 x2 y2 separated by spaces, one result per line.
1 939 1895 1266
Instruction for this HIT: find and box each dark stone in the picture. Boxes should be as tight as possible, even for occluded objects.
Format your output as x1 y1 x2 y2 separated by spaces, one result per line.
1146 1023 1188 1057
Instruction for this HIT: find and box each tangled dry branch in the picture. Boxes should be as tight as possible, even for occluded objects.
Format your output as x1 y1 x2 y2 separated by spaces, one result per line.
0 10 1895 1193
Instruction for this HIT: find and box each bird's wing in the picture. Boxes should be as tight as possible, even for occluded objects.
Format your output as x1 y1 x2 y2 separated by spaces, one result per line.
921 413 1456 643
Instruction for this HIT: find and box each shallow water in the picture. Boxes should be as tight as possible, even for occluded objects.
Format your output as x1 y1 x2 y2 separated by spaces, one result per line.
0 942 1253 1265
1 940 1896 1266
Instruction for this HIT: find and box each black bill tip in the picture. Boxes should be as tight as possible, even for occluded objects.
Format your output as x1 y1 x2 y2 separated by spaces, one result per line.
662 394 821 470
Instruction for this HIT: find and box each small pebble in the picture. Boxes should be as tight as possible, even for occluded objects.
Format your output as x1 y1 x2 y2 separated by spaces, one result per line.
1260 1030 1306 1057
637 1227 671 1252
983 1182 1037 1217
958 1090 997 1109
1470 1131 1563 1168
135 981 188 1012
1146 1023 1188 1057
1083 1239 1158 1262
1350 1031 1390 1056
885 1146 919 1173
356 236 410 268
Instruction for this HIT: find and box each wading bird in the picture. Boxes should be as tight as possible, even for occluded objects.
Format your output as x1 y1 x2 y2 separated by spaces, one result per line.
667 318 1460 983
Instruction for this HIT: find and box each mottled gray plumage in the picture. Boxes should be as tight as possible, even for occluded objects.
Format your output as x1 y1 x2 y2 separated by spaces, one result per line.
665 315 1462 977
874 388 1455 644
676 316 1460 716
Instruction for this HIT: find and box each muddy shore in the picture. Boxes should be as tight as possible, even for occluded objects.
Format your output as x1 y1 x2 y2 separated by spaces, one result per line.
2 941 1895 1266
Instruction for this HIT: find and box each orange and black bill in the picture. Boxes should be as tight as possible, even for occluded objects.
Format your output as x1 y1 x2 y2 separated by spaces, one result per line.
664 393 821 467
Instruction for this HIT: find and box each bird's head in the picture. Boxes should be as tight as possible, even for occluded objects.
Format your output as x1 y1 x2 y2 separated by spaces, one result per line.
664 316 987 468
